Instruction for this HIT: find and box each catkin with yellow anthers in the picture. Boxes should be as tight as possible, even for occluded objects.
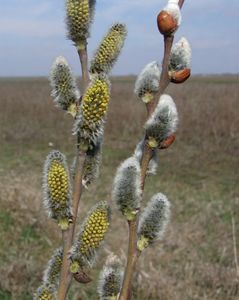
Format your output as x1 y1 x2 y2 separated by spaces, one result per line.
112 157 142 220
43 150 72 230
90 23 127 75
145 94 178 149
50 56 79 117
137 193 170 252
98 254 123 300
43 248 63 286
70 202 111 272
66 0 96 45
34 284 56 300
73 77 110 147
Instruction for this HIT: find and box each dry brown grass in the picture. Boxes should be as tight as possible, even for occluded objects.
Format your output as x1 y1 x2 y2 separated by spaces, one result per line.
0 76 238 299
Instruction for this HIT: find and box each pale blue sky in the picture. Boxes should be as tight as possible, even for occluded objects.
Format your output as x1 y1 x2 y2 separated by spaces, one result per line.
0 0 238 76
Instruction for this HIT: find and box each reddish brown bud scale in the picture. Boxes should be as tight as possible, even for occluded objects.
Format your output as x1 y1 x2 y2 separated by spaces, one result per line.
159 135 176 149
170 68 191 84
73 271 92 284
157 11 177 36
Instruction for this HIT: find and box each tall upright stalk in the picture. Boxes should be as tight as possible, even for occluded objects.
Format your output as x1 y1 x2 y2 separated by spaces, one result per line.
57 40 90 300
119 1 186 299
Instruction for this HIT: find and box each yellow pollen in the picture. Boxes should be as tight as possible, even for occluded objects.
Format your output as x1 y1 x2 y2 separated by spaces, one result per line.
48 160 69 204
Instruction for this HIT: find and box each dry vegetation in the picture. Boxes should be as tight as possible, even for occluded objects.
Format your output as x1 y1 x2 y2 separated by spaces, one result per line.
0 75 238 299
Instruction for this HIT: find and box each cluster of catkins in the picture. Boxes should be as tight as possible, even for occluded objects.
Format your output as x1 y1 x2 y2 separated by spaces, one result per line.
34 0 191 298
34 0 127 299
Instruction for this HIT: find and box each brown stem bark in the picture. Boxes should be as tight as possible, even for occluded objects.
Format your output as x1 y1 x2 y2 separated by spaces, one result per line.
57 40 90 300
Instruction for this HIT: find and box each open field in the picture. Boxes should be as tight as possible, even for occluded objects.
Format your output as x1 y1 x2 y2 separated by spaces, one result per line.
0 75 239 299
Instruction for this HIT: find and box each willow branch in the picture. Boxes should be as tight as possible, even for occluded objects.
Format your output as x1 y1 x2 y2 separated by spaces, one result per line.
120 2 186 299
57 40 90 300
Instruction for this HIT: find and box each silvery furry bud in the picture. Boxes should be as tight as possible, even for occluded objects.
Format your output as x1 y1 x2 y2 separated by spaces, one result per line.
73 76 110 148
112 157 142 220
145 94 178 148
43 248 63 286
90 23 127 75
70 201 111 273
169 37 191 71
134 140 159 175
66 0 96 45
134 61 161 103
43 150 72 230
137 193 171 251
34 284 56 300
50 56 79 117
98 254 123 300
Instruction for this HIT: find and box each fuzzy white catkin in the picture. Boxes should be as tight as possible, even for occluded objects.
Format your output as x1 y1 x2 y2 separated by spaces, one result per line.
50 56 80 112
145 94 178 145
134 61 161 100
98 254 123 300
170 37 192 71
164 0 182 27
112 157 141 220
138 193 171 250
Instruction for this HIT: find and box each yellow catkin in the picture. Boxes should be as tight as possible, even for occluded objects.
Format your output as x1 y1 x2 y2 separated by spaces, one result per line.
66 0 90 43
35 286 55 300
90 24 127 74
80 207 109 254
82 79 110 128
48 161 68 205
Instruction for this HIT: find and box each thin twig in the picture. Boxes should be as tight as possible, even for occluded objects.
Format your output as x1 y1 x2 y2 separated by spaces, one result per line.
232 214 239 277
57 40 90 300
119 1 186 298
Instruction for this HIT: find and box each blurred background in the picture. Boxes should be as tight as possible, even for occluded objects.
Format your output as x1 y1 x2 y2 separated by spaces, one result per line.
0 0 238 299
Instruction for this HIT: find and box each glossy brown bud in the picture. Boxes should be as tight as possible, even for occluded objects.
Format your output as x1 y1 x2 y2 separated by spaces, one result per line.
157 11 178 36
159 135 176 149
73 271 92 284
170 68 191 84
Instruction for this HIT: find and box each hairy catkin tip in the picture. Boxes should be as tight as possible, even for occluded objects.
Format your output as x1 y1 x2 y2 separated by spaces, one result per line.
98 254 123 300
34 284 56 300
134 61 161 103
73 77 110 146
66 0 96 44
145 94 178 148
43 150 72 230
43 248 63 285
137 193 171 251
90 23 127 75
70 202 111 269
169 37 192 71
112 157 142 220
165 0 182 26
50 56 79 116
